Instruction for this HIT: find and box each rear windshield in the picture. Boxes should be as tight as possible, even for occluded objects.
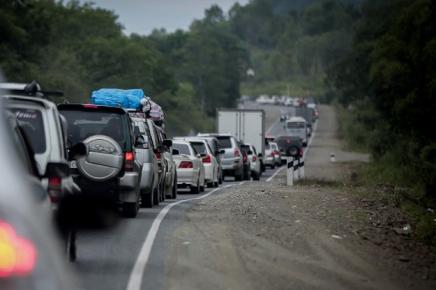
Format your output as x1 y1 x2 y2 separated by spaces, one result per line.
240 144 250 153
276 138 301 149
216 136 232 149
9 108 46 153
287 122 305 129
60 109 130 150
173 143 191 155
190 142 206 154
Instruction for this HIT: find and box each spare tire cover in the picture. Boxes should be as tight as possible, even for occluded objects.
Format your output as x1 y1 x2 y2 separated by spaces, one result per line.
77 135 123 182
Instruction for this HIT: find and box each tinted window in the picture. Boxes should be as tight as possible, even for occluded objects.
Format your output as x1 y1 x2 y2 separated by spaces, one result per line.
216 136 232 148
190 142 206 154
173 143 191 155
9 108 46 153
60 110 130 150
287 122 305 129
240 144 249 153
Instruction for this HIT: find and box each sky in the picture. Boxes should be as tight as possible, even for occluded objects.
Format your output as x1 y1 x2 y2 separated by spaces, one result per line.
85 0 249 35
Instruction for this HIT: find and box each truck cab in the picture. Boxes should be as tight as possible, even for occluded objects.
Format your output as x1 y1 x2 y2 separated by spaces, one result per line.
285 117 308 146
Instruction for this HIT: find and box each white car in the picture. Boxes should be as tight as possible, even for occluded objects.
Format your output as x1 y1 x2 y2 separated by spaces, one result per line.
172 141 205 193
174 137 220 188
241 144 261 180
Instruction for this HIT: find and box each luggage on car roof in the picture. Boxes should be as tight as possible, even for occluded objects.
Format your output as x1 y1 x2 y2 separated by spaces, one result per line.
91 88 145 110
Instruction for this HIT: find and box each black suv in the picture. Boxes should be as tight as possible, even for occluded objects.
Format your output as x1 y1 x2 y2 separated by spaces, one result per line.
275 135 303 164
58 104 143 218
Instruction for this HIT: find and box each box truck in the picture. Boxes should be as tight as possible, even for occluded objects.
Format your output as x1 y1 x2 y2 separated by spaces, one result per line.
217 109 265 165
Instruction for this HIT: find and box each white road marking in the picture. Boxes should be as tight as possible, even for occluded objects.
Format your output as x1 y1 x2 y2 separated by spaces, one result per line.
266 166 285 182
126 184 235 290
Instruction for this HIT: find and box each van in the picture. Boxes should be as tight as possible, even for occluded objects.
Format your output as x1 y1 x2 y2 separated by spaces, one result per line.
285 117 308 146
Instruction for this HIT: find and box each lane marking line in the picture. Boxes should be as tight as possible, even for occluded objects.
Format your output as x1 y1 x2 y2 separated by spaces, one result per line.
126 184 235 290
266 166 285 182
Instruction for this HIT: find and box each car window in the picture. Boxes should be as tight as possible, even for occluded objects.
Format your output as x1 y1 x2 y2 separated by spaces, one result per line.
173 143 191 155
60 110 129 150
190 141 206 155
9 108 46 154
287 122 305 129
216 136 232 149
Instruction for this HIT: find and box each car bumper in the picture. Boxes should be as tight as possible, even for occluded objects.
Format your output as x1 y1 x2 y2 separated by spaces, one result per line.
119 172 140 203
176 168 197 186
203 163 215 181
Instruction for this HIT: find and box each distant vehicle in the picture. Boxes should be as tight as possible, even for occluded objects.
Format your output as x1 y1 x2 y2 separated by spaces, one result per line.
264 141 281 168
241 144 261 180
197 133 244 181
216 109 265 172
240 144 251 180
175 137 220 188
284 97 293 107
58 104 142 218
285 116 308 146
256 95 272 105
172 140 205 193
194 136 224 184
275 136 304 163
130 116 160 207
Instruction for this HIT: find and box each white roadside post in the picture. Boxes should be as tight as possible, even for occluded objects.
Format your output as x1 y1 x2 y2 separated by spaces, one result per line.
299 158 305 179
286 157 294 186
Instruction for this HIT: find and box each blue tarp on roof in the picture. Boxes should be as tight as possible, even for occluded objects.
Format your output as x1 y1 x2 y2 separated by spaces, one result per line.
91 88 144 110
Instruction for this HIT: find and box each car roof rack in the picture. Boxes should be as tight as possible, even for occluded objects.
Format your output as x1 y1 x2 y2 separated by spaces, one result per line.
0 80 64 98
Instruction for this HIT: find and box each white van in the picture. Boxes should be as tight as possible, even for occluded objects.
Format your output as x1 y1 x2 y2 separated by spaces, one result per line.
285 116 308 146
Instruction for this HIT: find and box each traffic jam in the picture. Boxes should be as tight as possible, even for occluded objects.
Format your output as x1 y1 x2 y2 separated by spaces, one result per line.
0 82 317 286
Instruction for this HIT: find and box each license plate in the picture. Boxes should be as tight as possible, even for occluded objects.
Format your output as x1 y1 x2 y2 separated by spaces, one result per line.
70 161 77 169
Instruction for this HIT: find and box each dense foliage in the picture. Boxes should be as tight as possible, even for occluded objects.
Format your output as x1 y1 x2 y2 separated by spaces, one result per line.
329 0 436 201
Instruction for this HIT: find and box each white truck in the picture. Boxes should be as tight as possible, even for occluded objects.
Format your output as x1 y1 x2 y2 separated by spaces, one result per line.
217 109 265 167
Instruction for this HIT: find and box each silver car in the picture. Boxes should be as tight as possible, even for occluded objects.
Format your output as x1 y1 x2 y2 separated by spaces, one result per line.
197 133 243 181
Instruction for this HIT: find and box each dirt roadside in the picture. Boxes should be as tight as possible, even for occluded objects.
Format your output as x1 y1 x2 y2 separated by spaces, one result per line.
163 105 436 290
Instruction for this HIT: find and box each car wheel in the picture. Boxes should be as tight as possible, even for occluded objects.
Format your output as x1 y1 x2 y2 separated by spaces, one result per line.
252 171 260 181
191 180 200 194
171 177 178 199
153 188 160 206
141 192 153 208
234 171 243 181
122 202 138 218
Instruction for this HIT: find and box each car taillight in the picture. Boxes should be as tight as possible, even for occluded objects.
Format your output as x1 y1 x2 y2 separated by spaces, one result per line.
179 161 193 168
83 104 98 109
252 155 257 161
243 154 248 163
234 149 240 158
47 176 62 204
124 151 135 171
202 154 212 163
155 150 161 160
0 220 37 278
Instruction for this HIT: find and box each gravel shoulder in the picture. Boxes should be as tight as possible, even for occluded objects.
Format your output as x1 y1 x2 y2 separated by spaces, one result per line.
162 105 436 290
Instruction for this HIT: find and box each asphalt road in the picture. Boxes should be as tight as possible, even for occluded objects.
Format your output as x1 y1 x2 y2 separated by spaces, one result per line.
73 103 314 290
73 161 286 290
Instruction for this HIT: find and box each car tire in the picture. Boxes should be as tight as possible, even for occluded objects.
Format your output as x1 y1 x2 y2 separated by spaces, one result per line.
122 202 138 218
235 172 243 181
270 163 276 169
191 181 200 194
153 188 160 206
207 182 214 188
252 171 260 181
141 192 153 208
171 177 178 199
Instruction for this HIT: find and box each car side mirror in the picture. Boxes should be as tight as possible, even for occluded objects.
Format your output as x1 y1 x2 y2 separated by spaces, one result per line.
135 135 146 147
163 139 172 148
172 149 180 155
69 142 87 161
45 162 70 178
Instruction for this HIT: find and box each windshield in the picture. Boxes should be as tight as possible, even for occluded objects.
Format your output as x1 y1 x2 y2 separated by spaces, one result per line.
9 108 46 154
60 110 129 149
173 143 191 155
216 136 232 149
287 122 305 129
190 142 206 155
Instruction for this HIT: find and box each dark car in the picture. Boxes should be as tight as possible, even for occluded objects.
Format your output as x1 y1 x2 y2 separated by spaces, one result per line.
275 136 304 164
58 104 143 218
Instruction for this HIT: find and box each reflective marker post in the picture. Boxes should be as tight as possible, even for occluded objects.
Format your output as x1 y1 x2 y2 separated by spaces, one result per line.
287 157 294 186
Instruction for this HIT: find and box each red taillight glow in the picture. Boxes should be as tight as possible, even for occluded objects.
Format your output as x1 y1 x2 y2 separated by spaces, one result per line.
179 161 193 168
243 154 248 163
48 176 62 204
124 151 135 171
234 149 240 158
83 104 98 108
202 154 212 163
252 155 257 161
155 151 161 160
0 221 37 278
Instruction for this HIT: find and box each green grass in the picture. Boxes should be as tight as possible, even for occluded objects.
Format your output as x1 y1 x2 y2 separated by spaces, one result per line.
335 104 370 153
